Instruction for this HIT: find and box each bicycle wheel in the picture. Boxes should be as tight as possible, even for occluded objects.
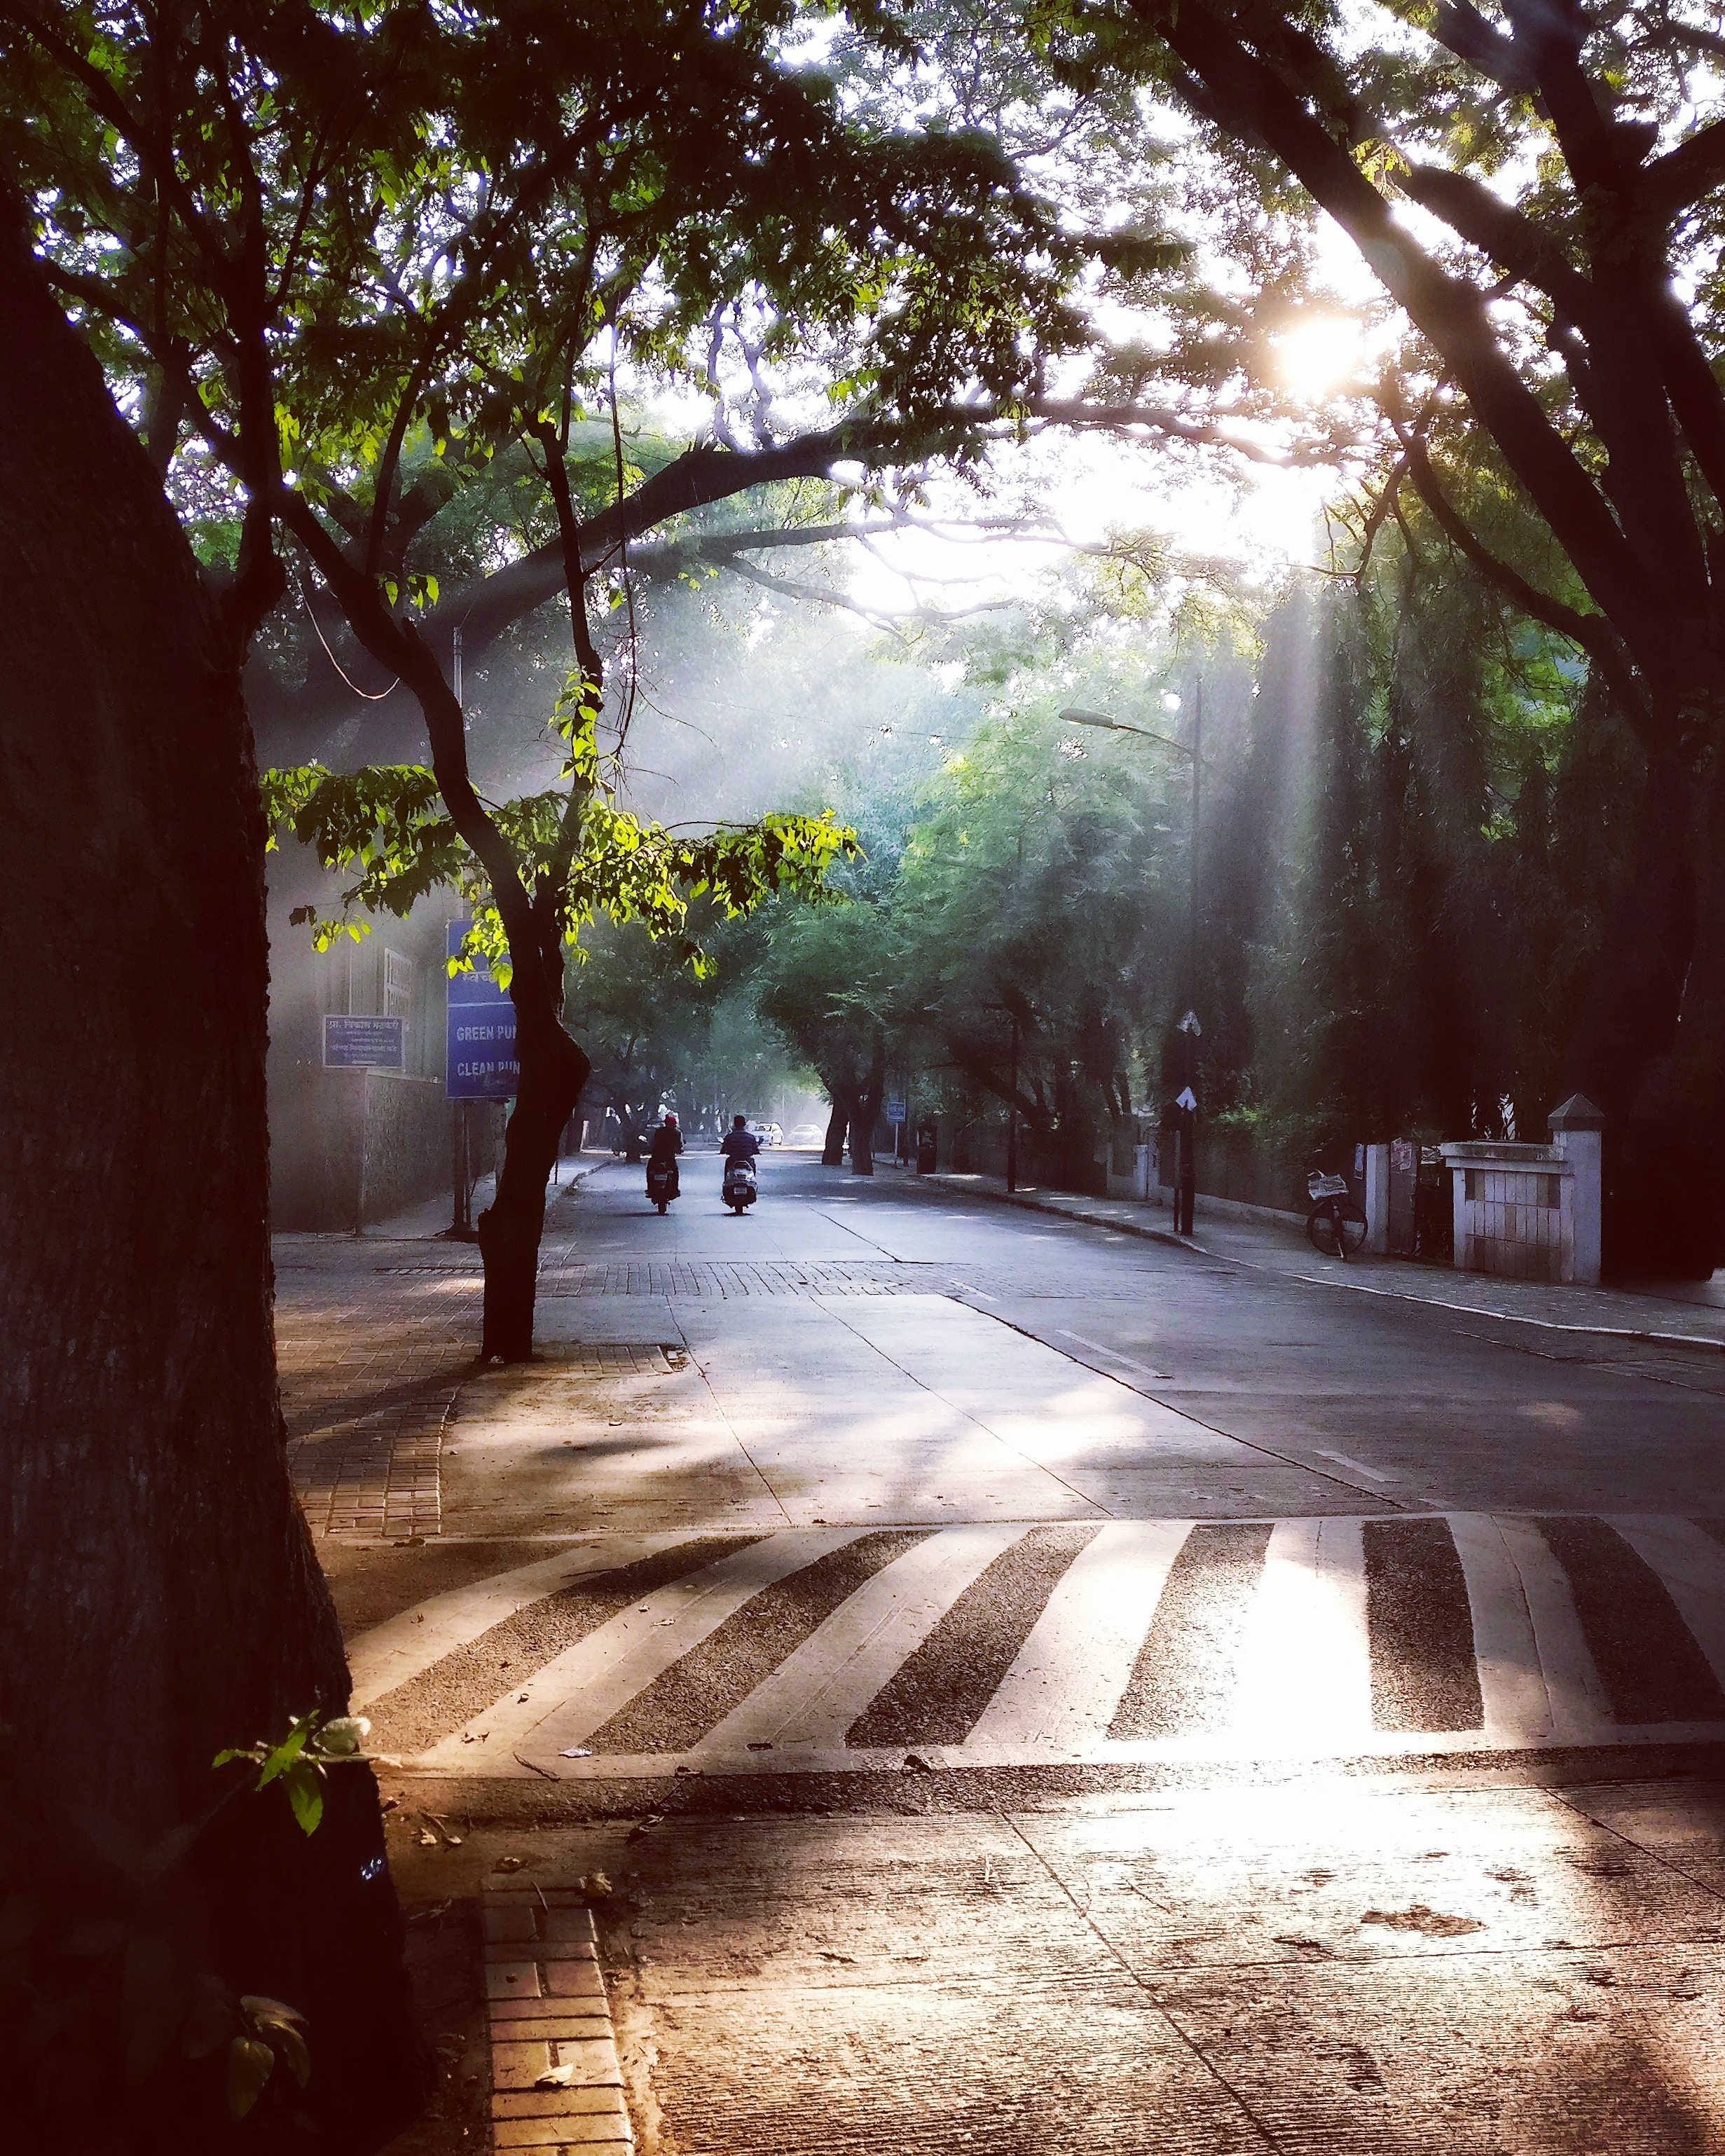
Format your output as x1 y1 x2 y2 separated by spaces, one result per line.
1307 1198 1368 1258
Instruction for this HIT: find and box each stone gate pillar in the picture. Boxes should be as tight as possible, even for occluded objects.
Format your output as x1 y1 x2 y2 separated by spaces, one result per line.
1549 1094 1606 1286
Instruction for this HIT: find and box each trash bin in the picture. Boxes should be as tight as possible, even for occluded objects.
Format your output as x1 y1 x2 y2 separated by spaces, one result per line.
916 1122 937 1174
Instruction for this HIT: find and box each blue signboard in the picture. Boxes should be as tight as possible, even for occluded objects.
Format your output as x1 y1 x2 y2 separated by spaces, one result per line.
323 1014 406 1071
446 921 518 1099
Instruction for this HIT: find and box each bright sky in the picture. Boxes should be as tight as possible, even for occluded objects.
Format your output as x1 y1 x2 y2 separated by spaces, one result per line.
845 430 1347 620
844 214 1391 622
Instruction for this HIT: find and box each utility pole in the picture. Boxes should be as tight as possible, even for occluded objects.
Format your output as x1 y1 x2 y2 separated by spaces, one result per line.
1190 673 1202 996
1006 1011 1019 1194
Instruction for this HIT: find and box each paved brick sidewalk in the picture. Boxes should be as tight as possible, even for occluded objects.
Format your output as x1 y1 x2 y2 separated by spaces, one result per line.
918 1172 1725 1350
276 1255 474 1536
483 1889 631 2150
275 1160 621 1539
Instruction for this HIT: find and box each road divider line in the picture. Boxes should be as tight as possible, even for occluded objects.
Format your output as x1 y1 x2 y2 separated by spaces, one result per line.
1310 1448 1393 1485
1057 1328 1171 1379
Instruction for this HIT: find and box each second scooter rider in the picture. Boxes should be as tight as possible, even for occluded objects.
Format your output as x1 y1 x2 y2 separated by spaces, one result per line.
647 1111 682 1200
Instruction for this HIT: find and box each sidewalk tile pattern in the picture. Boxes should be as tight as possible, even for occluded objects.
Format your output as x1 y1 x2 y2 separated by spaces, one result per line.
534 1257 937 1298
277 1274 472 1537
482 1889 631 2152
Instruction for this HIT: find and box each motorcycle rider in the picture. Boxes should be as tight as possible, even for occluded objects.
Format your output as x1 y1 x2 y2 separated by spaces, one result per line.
719 1113 760 1179
647 1111 682 1200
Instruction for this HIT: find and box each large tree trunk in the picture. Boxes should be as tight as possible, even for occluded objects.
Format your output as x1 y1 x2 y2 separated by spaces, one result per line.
1562 747 1724 1278
0 214 423 2141
478 1009 591 1361
821 1090 850 1165
850 1064 887 1177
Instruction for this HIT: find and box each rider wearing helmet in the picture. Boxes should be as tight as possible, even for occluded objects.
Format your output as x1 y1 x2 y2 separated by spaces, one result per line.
647 1110 682 1198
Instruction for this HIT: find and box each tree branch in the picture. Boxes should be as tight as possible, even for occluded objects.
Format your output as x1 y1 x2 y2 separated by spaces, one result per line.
1396 430 1651 728
273 488 556 1020
1429 1 1538 95
1398 165 1597 322
1642 114 1725 219
1134 0 1682 727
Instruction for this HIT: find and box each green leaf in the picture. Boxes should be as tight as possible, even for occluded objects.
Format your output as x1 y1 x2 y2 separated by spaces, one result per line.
256 1718 313 1787
282 1760 325 1837
241 1996 307 2029
245 2000 311 2090
228 2035 275 2120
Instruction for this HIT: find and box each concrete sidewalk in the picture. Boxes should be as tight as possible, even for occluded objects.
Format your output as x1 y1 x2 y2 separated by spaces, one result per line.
364 1148 619 1240
916 1171 1725 1352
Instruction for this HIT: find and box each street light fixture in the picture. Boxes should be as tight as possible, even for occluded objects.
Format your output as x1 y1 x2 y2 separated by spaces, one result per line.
1059 708 1196 762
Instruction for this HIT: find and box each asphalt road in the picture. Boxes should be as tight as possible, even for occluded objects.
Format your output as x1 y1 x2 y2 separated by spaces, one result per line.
331 1155 1725 1791
329 1157 1725 2155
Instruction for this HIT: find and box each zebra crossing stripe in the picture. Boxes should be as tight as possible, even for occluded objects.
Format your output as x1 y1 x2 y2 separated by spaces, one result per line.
1110 1523 1272 1738
377 1511 1725 1776
1541 1516 1725 1724
968 1521 1192 1748
1494 1513 1612 1743
844 1526 1099 1748
416 1529 869 1769
1231 1518 1372 1750
1447 1513 1554 1745
1611 1516 1725 1698
700 1523 1022 1753
348 1535 708 1709
1364 1517 1483 1732
586 1530 935 1755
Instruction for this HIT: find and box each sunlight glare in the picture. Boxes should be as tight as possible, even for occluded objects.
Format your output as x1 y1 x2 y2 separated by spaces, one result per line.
1277 314 1365 398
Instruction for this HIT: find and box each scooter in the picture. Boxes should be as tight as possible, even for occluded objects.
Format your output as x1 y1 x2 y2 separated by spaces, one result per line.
646 1158 678 1215
722 1155 757 1215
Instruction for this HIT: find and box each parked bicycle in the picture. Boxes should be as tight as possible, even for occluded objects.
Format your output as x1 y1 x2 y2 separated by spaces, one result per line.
1306 1168 1368 1259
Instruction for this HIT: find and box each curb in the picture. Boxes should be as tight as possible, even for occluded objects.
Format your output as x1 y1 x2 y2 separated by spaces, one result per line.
914 1174 1725 1358
482 1886 632 2151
